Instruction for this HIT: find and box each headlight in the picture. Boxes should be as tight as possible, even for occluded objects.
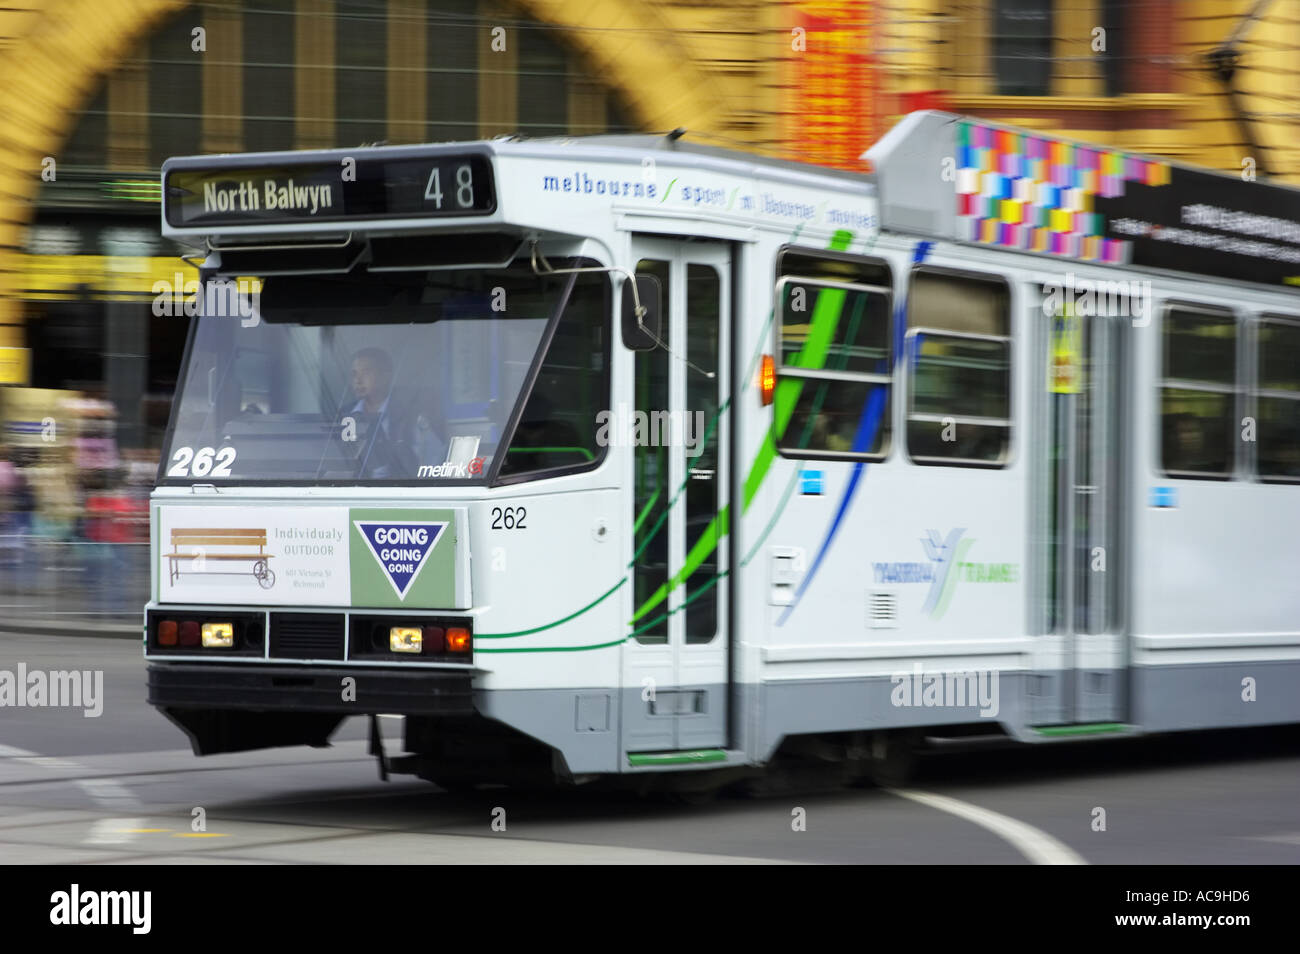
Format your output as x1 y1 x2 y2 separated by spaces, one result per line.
389 626 423 653
201 622 234 648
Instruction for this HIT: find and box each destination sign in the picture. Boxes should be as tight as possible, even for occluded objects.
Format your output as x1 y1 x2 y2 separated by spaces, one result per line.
164 154 495 228
1099 165 1300 289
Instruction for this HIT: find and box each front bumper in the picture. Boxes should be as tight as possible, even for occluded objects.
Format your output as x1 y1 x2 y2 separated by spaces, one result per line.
147 663 475 715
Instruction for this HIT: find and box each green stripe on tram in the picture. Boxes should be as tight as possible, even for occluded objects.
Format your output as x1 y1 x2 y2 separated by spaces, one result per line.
628 749 727 766
631 486 661 537
473 226 855 648
474 578 626 639
630 505 730 622
628 229 852 622
741 228 854 515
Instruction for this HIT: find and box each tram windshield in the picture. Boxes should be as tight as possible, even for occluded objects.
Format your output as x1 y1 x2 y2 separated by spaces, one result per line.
161 260 608 483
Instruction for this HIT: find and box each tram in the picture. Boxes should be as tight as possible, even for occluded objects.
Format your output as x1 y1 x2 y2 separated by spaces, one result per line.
146 111 1300 790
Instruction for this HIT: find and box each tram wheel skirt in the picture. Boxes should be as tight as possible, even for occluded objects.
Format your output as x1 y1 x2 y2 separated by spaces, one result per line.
148 663 475 756
158 706 347 756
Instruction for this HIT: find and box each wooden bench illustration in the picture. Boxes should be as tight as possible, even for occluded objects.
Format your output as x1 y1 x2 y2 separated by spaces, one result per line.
166 528 276 589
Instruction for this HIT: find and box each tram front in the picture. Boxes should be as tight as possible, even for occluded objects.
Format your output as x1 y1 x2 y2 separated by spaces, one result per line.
147 145 629 786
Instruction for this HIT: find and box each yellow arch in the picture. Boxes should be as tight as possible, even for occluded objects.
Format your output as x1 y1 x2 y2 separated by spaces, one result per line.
510 0 725 135
0 0 188 326
0 1 723 327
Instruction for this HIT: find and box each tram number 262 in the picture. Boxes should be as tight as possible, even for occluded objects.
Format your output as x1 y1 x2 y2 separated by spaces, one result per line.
490 506 526 530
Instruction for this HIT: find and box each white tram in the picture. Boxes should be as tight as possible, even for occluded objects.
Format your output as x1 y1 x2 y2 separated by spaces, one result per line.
146 111 1300 789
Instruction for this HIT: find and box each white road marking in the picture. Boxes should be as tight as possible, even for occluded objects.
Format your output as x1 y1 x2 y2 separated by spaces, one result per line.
0 742 144 842
86 818 147 845
1249 831 1300 846
887 787 1087 865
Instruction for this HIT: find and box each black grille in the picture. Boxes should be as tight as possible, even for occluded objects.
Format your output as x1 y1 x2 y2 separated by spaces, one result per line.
270 613 345 660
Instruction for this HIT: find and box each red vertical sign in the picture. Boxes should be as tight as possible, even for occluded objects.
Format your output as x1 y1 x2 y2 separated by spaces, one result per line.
789 1 870 170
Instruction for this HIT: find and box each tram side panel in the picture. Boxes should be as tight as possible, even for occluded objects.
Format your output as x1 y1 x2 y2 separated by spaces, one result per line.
742 240 1034 762
467 483 628 774
1128 289 1300 732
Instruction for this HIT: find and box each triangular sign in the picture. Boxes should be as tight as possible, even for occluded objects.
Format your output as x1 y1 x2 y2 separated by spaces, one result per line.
353 521 447 600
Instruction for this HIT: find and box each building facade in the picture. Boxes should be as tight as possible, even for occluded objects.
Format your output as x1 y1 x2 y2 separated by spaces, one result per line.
870 0 1300 176
0 0 1295 454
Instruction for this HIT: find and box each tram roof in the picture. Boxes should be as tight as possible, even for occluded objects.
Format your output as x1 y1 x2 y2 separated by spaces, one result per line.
496 131 873 184
159 128 876 246
160 112 1300 293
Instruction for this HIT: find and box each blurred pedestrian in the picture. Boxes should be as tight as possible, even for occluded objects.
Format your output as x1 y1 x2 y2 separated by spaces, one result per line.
0 443 17 497
0 444 23 567
28 443 80 543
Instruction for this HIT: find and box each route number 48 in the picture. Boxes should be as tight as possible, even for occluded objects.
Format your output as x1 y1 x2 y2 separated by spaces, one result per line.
425 165 475 210
168 446 236 478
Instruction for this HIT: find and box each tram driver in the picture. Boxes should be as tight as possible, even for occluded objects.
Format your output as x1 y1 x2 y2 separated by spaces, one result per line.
340 347 445 477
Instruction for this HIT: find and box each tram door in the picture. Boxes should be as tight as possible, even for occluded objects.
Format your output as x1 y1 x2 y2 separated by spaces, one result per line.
1036 295 1126 725
621 238 731 754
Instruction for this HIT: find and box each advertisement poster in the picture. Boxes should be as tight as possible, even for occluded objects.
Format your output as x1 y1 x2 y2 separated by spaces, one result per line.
1049 305 1083 394
158 505 458 608
789 1 871 170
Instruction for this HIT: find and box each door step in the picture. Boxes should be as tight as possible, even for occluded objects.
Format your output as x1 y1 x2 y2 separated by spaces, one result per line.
1031 722 1129 737
627 748 727 767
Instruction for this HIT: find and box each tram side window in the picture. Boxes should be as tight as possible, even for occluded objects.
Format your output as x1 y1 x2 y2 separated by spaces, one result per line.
773 250 893 460
498 275 610 480
1256 317 1300 480
1160 307 1236 477
905 271 1011 466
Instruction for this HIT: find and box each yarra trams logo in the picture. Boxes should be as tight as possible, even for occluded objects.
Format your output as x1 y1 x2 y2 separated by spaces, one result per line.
872 528 1020 620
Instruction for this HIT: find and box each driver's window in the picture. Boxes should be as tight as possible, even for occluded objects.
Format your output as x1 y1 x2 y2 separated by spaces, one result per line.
498 275 609 480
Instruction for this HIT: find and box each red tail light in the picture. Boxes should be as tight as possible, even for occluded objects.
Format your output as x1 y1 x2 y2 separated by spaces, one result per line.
422 626 446 653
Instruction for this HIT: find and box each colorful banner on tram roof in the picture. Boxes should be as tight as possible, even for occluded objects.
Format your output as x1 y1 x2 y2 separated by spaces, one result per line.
869 112 1300 292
